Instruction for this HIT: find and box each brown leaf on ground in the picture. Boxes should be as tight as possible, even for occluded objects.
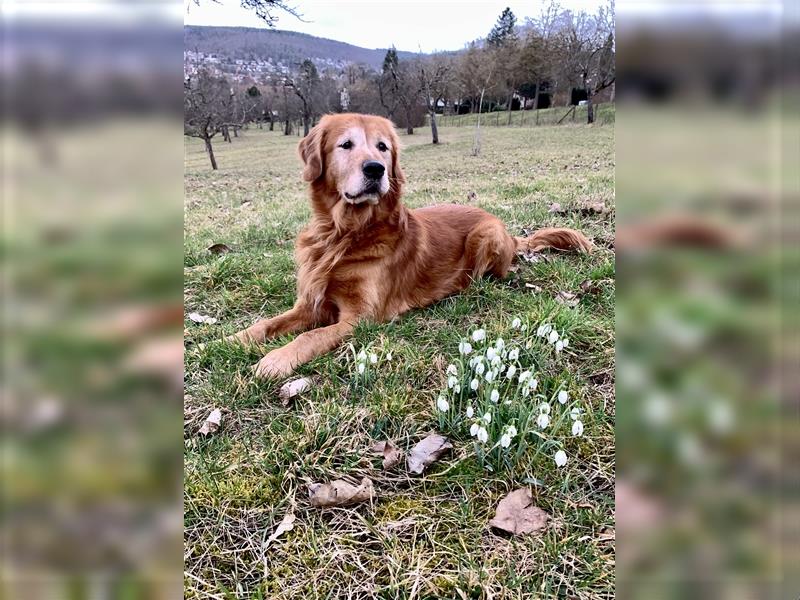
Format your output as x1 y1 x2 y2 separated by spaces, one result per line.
264 513 296 548
406 434 452 475
370 440 404 470
188 312 217 325
207 243 231 255
308 477 375 508
489 488 549 535
278 377 313 405
199 408 222 436
555 290 579 307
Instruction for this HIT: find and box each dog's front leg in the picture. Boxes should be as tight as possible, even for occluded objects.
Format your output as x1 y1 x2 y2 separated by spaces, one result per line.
227 304 315 345
253 316 356 379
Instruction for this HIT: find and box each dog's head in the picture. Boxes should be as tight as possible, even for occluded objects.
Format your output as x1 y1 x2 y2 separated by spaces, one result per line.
298 113 405 207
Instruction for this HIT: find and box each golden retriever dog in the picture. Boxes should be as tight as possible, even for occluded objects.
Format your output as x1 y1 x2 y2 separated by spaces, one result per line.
229 113 592 378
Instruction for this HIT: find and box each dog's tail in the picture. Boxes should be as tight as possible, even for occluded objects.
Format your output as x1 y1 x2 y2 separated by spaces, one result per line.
515 227 593 254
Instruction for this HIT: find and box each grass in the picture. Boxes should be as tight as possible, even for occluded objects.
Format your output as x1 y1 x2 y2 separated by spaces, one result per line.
184 120 615 599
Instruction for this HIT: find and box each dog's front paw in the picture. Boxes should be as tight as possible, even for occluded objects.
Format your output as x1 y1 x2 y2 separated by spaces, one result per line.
225 329 255 346
253 349 295 379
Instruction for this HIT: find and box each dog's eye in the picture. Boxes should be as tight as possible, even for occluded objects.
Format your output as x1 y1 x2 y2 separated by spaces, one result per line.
377 142 388 152
339 140 353 150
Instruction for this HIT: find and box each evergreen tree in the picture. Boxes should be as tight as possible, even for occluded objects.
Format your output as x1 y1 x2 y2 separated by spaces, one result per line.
487 7 517 47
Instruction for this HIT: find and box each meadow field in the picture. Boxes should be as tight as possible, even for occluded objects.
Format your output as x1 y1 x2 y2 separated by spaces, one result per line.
184 119 615 599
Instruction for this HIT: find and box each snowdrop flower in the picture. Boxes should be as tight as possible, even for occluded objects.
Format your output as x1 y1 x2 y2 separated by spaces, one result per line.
486 347 497 361
570 407 581 421
507 425 517 437
562 338 569 349
370 353 378 364
437 396 449 412
522 387 531 398
548 330 560 344
470 378 479 391
495 338 505 351
386 352 393 361
538 402 551 414
447 364 458 376
466 405 474 418
519 370 531 383
529 378 539 391
475 362 486 376
506 365 517 379
357 362 366 374
555 340 564 353
511 317 522 329
525 340 533 349
491 355 502 368
554 450 568 467
470 422 480 437
490 389 500 403
537 323 552 337
558 390 569 404
472 329 486 342
477 427 489 444
500 433 512 448
504 399 512 405
572 420 584 436
536 413 550 429
521 324 528 331
357 350 367 362
508 348 519 361
447 376 458 389
459 341 473 355
484 370 495 383
483 412 492 424
454 384 461 394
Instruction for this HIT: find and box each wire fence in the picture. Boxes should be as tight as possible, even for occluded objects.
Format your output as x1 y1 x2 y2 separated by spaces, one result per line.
430 103 615 128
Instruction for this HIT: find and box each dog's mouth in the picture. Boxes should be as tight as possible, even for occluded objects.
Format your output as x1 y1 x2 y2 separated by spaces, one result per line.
344 182 382 205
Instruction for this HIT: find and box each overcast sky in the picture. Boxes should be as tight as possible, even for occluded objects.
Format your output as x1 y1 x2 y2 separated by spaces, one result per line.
184 0 606 53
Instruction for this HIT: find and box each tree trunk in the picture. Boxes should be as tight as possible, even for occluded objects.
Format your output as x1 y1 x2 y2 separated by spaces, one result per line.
586 88 595 124
506 91 513 126
405 107 413 135
204 135 218 171
533 81 540 111
429 110 439 144
284 119 291 136
222 125 231 143
472 87 486 156
233 126 239 138
269 118 275 131
303 114 310 136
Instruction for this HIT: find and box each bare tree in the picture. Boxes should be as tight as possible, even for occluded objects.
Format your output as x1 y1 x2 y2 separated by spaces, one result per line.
284 59 320 135
416 54 452 144
184 69 237 170
190 0 302 26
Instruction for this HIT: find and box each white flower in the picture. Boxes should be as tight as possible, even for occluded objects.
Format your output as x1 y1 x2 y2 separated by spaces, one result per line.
386 352 393 361
506 365 517 379
522 387 530 398
459 341 473 355
495 338 505 351
500 433 512 448
511 317 522 329
562 338 569 349
519 370 531 383
558 390 569 404
472 329 486 342
477 426 489 444
454 384 461 394
529 378 538 391
357 350 367 361
486 347 497 361
539 402 551 414
548 330 560 344
570 407 581 421
490 389 500 403
437 396 450 412
370 353 378 364
483 412 492 424
521 324 528 331
466 406 474 418
491 355 502 367
447 376 458 389
447 364 458 376
554 450 568 467
357 362 365 374
537 323 552 337
470 378 479 391
475 362 486 376
536 413 550 429
708 400 734 433
484 370 495 383
508 348 519 360
555 340 564 353
470 423 480 437
572 420 584 436
507 425 517 437
504 399 512 405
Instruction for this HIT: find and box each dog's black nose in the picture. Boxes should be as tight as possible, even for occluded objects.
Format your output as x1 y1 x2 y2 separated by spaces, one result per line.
362 160 385 180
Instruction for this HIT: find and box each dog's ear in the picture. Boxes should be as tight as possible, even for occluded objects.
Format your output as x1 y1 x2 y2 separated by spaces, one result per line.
298 123 325 182
388 128 405 186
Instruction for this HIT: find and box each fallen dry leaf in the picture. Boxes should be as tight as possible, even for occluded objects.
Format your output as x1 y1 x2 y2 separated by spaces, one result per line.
199 408 222 436
555 291 579 307
308 477 374 508
370 440 404 470
406 434 452 475
279 377 312 405
548 202 563 213
524 282 543 293
580 201 607 215
489 488 549 536
264 513 295 548
188 312 217 325
207 243 231 255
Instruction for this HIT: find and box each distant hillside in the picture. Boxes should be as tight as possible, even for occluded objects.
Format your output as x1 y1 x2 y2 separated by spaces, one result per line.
184 26 418 70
